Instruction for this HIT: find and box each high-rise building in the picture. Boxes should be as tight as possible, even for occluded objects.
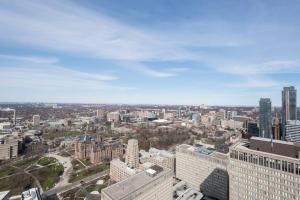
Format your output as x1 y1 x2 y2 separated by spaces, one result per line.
247 122 259 137
101 165 173 200
285 120 300 143
125 139 139 169
282 86 297 139
176 144 229 200
259 98 272 138
32 115 40 126
229 137 300 200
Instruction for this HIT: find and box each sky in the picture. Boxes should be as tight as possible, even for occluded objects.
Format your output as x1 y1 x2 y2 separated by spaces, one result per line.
0 0 300 106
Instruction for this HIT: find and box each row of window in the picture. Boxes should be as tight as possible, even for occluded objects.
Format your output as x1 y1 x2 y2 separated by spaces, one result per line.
230 150 300 175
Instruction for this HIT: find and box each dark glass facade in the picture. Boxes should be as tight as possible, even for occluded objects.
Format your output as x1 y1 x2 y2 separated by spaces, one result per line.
259 98 272 138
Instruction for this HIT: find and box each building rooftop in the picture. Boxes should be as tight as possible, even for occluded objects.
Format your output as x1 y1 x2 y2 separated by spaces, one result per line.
21 188 41 200
176 188 203 200
234 137 300 159
102 165 171 200
111 159 137 175
0 191 10 200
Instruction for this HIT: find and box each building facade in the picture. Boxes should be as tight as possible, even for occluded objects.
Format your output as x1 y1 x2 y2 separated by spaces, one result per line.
282 86 297 139
125 139 139 169
229 137 300 200
110 159 137 182
176 144 229 200
74 134 124 164
259 98 272 139
0 135 18 160
285 120 300 143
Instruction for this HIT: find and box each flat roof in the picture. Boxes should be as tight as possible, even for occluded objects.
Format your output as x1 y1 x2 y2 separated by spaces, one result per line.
0 191 10 200
103 166 171 200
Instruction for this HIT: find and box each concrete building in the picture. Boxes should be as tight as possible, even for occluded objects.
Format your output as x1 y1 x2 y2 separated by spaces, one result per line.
21 188 42 200
107 112 120 122
102 165 173 200
140 147 175 172
0 135 18 160
259 98 272 139
285 120 300 143
74 134 124 164
125 139 139 169
176 144 229 200
110 159 137 182
229 137 300 200
32 115 40 126
282 86 297 139
0 191 10 200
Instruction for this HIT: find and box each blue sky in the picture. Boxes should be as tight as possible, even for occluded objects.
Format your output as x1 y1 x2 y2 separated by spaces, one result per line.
0 0 300 106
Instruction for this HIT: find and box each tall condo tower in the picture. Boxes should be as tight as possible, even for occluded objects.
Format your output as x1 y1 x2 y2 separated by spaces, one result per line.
259 98 272 138
125 139 139 169
282 86 297 139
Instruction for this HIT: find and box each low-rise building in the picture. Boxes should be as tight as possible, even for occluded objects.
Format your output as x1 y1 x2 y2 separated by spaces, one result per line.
110 159 137 182
102 165 173 200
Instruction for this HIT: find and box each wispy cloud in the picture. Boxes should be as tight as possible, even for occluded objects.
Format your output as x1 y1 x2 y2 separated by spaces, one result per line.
0 0 247 78
0 54 59 64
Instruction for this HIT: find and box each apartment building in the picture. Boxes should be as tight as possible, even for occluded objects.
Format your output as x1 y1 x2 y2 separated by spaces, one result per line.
102 165 173 200
0 135 18 160
176 144 229 200
229 137 300 200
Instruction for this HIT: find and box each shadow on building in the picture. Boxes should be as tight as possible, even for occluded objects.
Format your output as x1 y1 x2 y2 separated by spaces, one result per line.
200 168 229 200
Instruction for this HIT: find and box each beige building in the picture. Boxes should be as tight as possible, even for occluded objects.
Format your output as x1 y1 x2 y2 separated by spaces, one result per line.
102 165 173 200
229 137 300 200
0 135 18 160
110 159 137 182
32 115 40 126
125 139 139 169
140 147 175 172
107 112 120 122
176 144 229 200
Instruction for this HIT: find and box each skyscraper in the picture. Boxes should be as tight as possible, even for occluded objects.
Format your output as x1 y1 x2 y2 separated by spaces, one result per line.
282 86 297 139
125 139 139 169
259 98 272 138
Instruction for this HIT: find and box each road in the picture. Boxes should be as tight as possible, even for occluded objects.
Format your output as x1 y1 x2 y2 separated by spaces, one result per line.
43 169 109 197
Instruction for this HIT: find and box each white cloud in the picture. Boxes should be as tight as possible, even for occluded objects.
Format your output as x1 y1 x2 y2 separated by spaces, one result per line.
0 0 247 78
0 54 59 64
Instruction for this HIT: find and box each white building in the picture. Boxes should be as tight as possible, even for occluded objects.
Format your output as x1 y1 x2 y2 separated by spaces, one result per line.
32 115 40 126
229 137 300 200
110 159 138 182
21 188 42 200
285 120 300 143
176 144 229 200
140 148 175 172
102 165 173 200
125 139 139 169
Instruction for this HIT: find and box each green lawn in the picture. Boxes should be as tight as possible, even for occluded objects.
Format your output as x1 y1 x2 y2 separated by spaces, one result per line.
43 131 82 140
69 163 109 183
13 156 41 168
38 157 58 166
32 163 64 191
0 173 36 195
71 159 85 171
0 166 18 178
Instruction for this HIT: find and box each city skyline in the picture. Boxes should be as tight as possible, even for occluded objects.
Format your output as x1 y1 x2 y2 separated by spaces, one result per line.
1 0 300 105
